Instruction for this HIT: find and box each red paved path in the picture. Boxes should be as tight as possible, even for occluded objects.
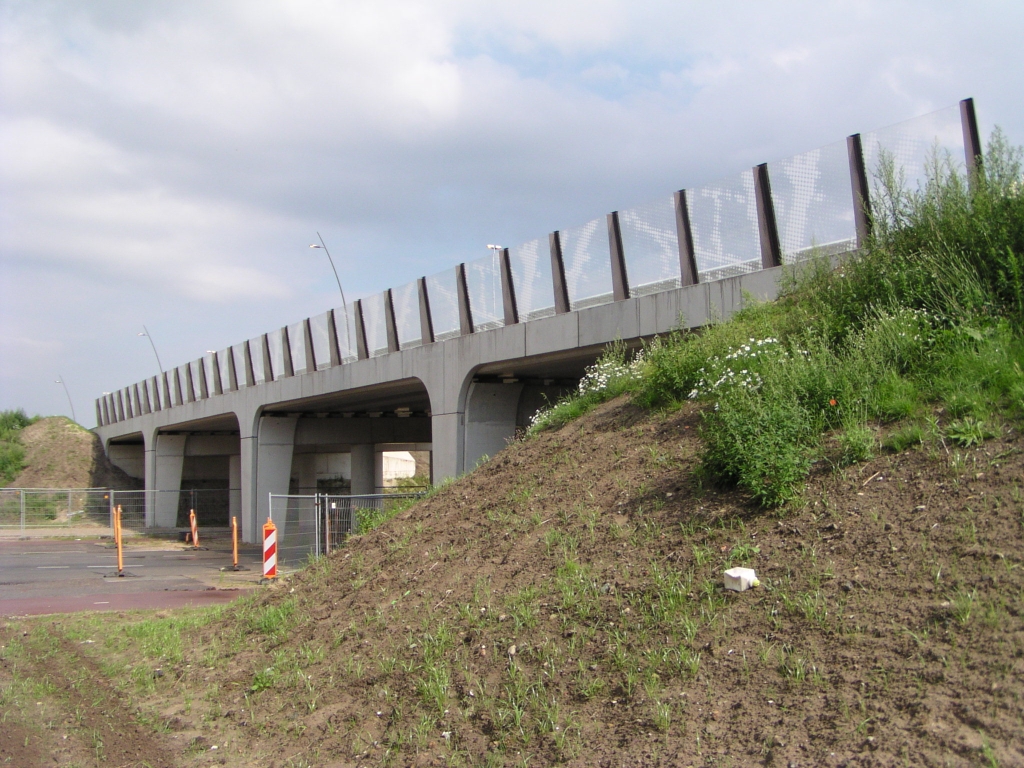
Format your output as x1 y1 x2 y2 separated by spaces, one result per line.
0 588 246 617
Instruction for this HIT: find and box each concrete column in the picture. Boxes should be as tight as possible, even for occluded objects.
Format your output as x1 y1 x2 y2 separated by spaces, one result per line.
154 434 187 528
350 443 376 495
294 453 317 495
240 434 258 542
464 381 524 472
143 433 157 527
255 415 299 541
228 454 241 525
374 450 385 492
430 412 464 484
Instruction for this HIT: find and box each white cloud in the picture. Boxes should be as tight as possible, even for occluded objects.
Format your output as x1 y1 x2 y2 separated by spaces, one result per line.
1 0 1022 423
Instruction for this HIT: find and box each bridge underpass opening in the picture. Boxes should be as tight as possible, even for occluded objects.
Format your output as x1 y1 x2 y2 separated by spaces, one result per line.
461 343 640 472
254 378 432 543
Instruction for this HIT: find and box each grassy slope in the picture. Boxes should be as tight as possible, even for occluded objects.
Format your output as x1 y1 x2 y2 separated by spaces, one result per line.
2 137 1024 767
2 397 1023 767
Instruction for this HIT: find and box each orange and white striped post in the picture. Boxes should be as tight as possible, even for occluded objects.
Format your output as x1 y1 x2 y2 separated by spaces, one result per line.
188 509 200 548
262 517 277 579
115 505 124 576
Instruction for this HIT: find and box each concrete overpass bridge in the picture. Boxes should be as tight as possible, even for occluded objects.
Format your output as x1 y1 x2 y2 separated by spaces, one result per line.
93 100 980 544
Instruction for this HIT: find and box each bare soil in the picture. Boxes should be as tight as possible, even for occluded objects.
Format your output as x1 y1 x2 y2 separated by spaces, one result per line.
8 416 140 489
3 397 1023 766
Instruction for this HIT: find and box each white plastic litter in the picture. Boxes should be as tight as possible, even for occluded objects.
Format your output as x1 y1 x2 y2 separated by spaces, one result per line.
723 567 760 592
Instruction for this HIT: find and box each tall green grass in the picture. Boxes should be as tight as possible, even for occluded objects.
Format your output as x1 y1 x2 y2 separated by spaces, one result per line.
546 132 1024 506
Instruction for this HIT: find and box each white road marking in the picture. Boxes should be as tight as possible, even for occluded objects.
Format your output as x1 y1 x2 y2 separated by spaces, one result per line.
86 565 146 568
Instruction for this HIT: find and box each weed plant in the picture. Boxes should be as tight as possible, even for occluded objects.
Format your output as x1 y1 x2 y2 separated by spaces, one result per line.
0 409 38 484
559 131 1024 506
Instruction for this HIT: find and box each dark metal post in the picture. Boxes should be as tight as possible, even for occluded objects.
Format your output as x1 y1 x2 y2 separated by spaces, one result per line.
302 319 316 371
124 388 134 418
95 399 104 426
210 352 223 396
140 381 152 413
115 391 125 421
607 211 630 301
418 277 435 344
242 341 256 387
162 371 173 408
847 133 872 248
101 397 110 425
198 361 209 399
499 248 519 325
674 190 700 286
281 328 294 377
354 300 369 360
456 263 474 335
261 335 274 381
326 309 342 366
549 231 571 314
151 375 163 409
753 163 782 269
185 365 197 402
223 352 237 393
960 97 983 185
384 290 400 352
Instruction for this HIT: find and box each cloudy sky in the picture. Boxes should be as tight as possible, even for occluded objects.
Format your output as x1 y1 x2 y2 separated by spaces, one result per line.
1 0 1021 426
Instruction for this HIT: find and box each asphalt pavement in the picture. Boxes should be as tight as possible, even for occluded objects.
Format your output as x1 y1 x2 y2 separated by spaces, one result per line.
0 536 264 616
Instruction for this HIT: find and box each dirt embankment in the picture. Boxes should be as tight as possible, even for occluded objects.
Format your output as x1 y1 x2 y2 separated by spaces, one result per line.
118 396 1022 767
7 416 139 489
3 397 1022 767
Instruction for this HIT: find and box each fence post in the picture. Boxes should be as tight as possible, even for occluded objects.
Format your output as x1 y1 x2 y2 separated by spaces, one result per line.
456 264 474 335
753 163 782 269
847 133 872 249
68 489 72 524
549 231 570 314
960 97 983 187
499 248 519 326
20 490 25 532
607 211 630 301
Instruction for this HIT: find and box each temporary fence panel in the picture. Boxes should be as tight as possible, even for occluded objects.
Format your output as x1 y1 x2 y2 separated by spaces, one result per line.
269 494 320 567
0 488 112 531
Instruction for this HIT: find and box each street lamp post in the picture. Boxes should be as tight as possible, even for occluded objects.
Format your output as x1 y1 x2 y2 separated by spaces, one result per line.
309 232 354 356
55 375 76 424
138 325 164 373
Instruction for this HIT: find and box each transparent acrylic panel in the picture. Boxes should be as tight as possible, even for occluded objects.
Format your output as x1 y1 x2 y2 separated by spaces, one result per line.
190 359 207 398
145 376 158 411
392 280 422 349
249 337 267 384
362 293 390 357
176 365 192 401
217 348 233 392
232 344 249 388
203 353 218 394
862 104 965 202
688 171 761 282
425 267 461 342
560 217 613 311
171 367 185 403
508 238 555 322
619 195 681 298
769 138 857 263
267 329 286 379
309 312 334 370
138 380 151 412
332 303 359 364
287 321 309 374
123 388 134 418
465 252 504 332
